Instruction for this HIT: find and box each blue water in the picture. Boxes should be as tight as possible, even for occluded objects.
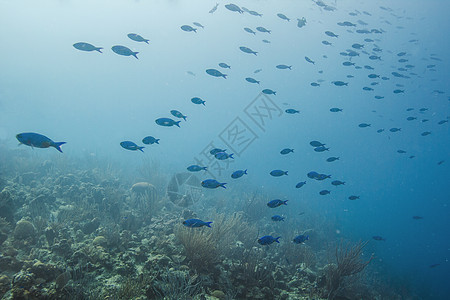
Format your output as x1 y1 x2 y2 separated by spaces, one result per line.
1 0 449 298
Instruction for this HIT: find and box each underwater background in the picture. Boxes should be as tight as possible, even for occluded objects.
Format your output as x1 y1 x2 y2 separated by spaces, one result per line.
0 0 449 299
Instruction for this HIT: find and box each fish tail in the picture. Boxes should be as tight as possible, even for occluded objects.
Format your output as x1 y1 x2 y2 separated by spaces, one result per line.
182 116 187 121
283 200 288 205
229 153 234 159
222 74 227 79
284 171 288 175
202 167 208 171
244 169 247 174
95 47 103 53
155 139 160 144
202 101 206 106
253 52 258 56
206 222 213 227
275 237 281 243
144 40 149 44
220 183 227 189
138 146 145 152
53 142 66 153
132 52 139 59
175 121 181 128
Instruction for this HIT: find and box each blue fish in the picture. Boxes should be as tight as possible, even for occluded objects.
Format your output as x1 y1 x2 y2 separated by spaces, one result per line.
285 109 299 114
314 146 329 152
270 170 288 177
73 42 102 53
295 181 306 188
215 152 234 160
187 165 207 172
319 190 330 195
181 25 197 32
201 179 226 189
239 46 258 55
183 219 212 228
206 68 227 79
231 169 247 179
210 148 226 155
127 33 149 44
155 118 180 127
245 77 260 84
142 136 159 145
191 97 206 105
120 141 144 152
280 148 294 155
262 88 276 95
267 199 288 208
16 132 66 153
258 235 280 245
293 235 309 244
111 45 138 59
170 110 187 121
271 215 285 221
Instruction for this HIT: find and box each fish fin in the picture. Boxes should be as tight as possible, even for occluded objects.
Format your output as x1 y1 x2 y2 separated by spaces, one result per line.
220 183 227 189
244 169 247 174
284 171 288 175
283 200 288 205
95 47 103 53
138 146 145 152
132 52 139 59
144 40 149 44
206 222 213 227
155 139 160 144
222 74 227 79
53 142 66 153
275 237 281 243
175 121 181 128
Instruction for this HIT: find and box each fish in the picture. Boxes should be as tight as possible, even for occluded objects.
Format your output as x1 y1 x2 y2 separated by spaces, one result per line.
193 22 204 29
368 74 380 79
181 25 197 32
218 63 231 69
438 120 448 125
262 89 276 95
239 46 258 55
397 51 407 56
209 3 219 13
276 64 292 70
271 215 285 221
325 31 338 38
293 235 309 244
314 146 329 152
389 128 401 132
244 27 256 35
111 45 138 59
322 40 332 46
225 3 243 13
337 21 356 27
247 10 263 17
332 81 348 86
16 132 66 153
331 180 345 186
127 33 149 44
348 195 360 200
155 118 181 127
258 235 280 245
215 151 234 160
142 136 160 145
206 68 227 79
210 148 226 155
183 219 212 228
285 109 299 114
191 97 206 105
73 42 102 53
277 13 290 21
369 55 381 60
330 108 343 112
377 129 384 133
421 132 431 136
245 77 260 84
297 18 307 28
201 179 226 189
358 123 371 128
256 26 271 33
231 169 247 179
372 236 386 241
120 141 144 152
187 165 207 172
280 148 294 155
186 71 196 76
363 87 374 91
342 61 355 66
270 170 288 177
262 39 270 44
310 82 320 87
374 96 384 99
310 141 325 147
315 174 331 181
170 110 187 121
305 57 315 64
319 190 330 195
326 157 339 162
254 69 262 73
352 43 364 49
267 199 288 208
296 181 306 188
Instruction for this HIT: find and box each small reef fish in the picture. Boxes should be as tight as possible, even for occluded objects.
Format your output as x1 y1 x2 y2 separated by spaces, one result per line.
231 169 247 179
73 42 102 53
372 236 386 241
285 109 299 114
111 45 138 59
296 181 306 188
191 97 206 105
127 33 149 44
155 118 181 127
187 165 207 172
239 46 258 55
271 215 285 221
215 152 234 160
267 199 288 208
293 235 309 244
270 170 288 177
206 68 227 79
120 141 144 152
280 148 294 155
210 148 226 155
201 179 226 189
183 219 212 228
170 110 187 121
209 3 219 14
142 136 159 145
258 235 280 245
16 132 66 153
348 195 360 200
181 25 197 32
225 3 243 13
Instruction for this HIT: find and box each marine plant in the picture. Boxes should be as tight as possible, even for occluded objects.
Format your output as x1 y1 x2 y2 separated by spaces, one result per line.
153 269 201 300
325 240 373 299
174 224 219 273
